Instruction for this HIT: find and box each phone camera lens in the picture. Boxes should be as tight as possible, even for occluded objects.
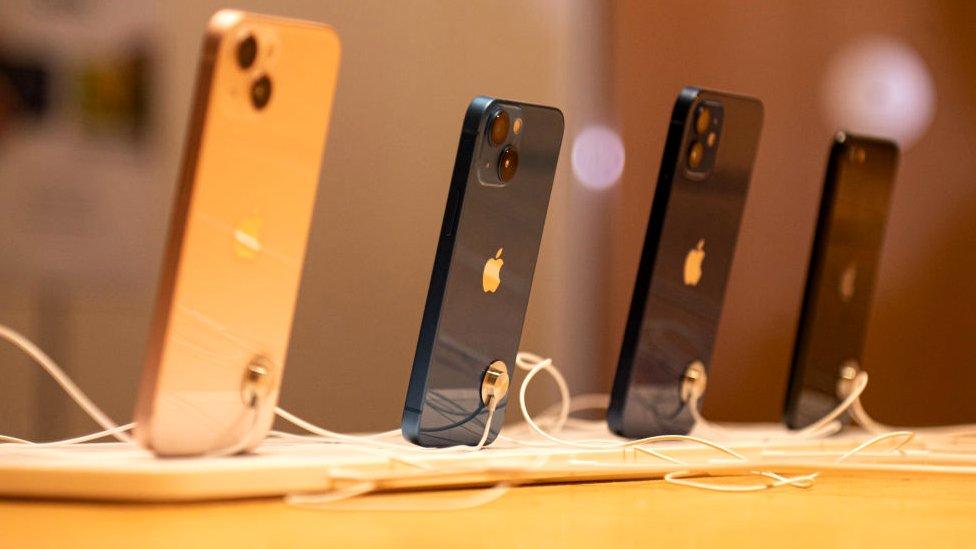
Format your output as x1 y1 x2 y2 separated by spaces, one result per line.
687 141 704 169
250 75 272 110
694 106 711 135
498 146 519 182
489 110 510 146
237 34 258 70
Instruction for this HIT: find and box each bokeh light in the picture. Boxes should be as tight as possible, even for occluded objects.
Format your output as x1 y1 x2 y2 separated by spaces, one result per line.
571 125 625 191
823 36 936 149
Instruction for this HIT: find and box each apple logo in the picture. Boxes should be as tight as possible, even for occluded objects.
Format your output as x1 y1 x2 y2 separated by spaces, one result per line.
683 239 705 286
483 248 504 293
234 215 264 260
839 261 857 302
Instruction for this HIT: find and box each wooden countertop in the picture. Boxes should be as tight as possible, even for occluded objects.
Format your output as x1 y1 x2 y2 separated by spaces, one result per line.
2 470 974 547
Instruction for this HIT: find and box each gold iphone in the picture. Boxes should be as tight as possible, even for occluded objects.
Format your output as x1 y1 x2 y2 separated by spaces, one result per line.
134 10 340 456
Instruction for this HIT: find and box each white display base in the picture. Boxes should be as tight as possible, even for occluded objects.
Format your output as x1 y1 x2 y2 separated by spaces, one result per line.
2 424 974 502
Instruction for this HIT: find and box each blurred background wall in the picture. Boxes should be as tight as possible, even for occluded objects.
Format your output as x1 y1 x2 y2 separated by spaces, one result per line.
608 0 976 425
0 0 613 437
0 0 973 439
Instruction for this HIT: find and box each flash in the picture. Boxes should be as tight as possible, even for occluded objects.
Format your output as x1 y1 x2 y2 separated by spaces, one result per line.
706 132 717 147
513 117 523 135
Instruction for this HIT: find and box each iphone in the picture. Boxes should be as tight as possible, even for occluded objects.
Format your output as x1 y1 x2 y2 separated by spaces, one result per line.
134 10 341 456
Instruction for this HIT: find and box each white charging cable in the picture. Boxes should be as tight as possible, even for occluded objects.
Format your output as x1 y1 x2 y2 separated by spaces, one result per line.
793 371 868 438
515 354 950 492
0 319 509 464
512 352 823 491
273 397 500 454
3 319 967 503
683 366 867 440
0 322 807 502
840 370 976 449
0 323 373 457
664 429 917 492
0 323 132 444
0 322 277 457
0 424 134 446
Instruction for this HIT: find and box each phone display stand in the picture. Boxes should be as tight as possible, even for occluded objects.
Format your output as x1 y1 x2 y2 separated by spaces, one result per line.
4 319 976 504
3 423 976 502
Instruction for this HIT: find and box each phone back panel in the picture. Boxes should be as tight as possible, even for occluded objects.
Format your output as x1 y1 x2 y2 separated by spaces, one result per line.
403 97 564 447
134 11 340 456
784 134 898 429
608 87 763 438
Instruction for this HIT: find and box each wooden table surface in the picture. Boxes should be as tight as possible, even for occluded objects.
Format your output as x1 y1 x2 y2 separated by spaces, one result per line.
2 470 975 548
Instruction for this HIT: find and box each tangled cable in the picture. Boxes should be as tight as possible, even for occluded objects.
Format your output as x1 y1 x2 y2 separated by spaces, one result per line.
3 321 971 507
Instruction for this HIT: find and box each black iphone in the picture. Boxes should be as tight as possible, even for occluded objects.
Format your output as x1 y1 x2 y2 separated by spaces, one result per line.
402 96 564 447
608 87 763 438
783 133 899 430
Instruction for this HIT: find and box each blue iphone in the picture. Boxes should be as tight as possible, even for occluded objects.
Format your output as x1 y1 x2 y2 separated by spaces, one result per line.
402 96 563 447
608 87 763 438
783 133 898 429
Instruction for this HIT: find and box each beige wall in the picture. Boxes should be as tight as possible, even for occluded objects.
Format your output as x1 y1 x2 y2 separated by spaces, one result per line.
2 0 975 440
0 1 612 437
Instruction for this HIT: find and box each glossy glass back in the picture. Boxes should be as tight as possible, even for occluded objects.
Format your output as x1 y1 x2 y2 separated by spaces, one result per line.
134 11 340 456
403 97 563 447
608 87 763 438
784 134 898 429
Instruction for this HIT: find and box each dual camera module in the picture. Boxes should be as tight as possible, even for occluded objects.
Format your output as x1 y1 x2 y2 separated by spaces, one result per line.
686 101 723 177
482 107 524 184
236 34 272 110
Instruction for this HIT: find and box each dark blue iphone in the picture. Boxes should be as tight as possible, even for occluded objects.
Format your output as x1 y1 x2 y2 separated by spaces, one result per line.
783 133 898 430
608 87 763 438
402 96 564 447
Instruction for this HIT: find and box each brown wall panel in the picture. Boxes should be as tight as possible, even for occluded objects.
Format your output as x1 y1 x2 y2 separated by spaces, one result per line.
609 0 976 425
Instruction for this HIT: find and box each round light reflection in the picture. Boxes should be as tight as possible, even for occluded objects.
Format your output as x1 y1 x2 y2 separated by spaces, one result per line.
823 36 936 149
571 125 625 191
